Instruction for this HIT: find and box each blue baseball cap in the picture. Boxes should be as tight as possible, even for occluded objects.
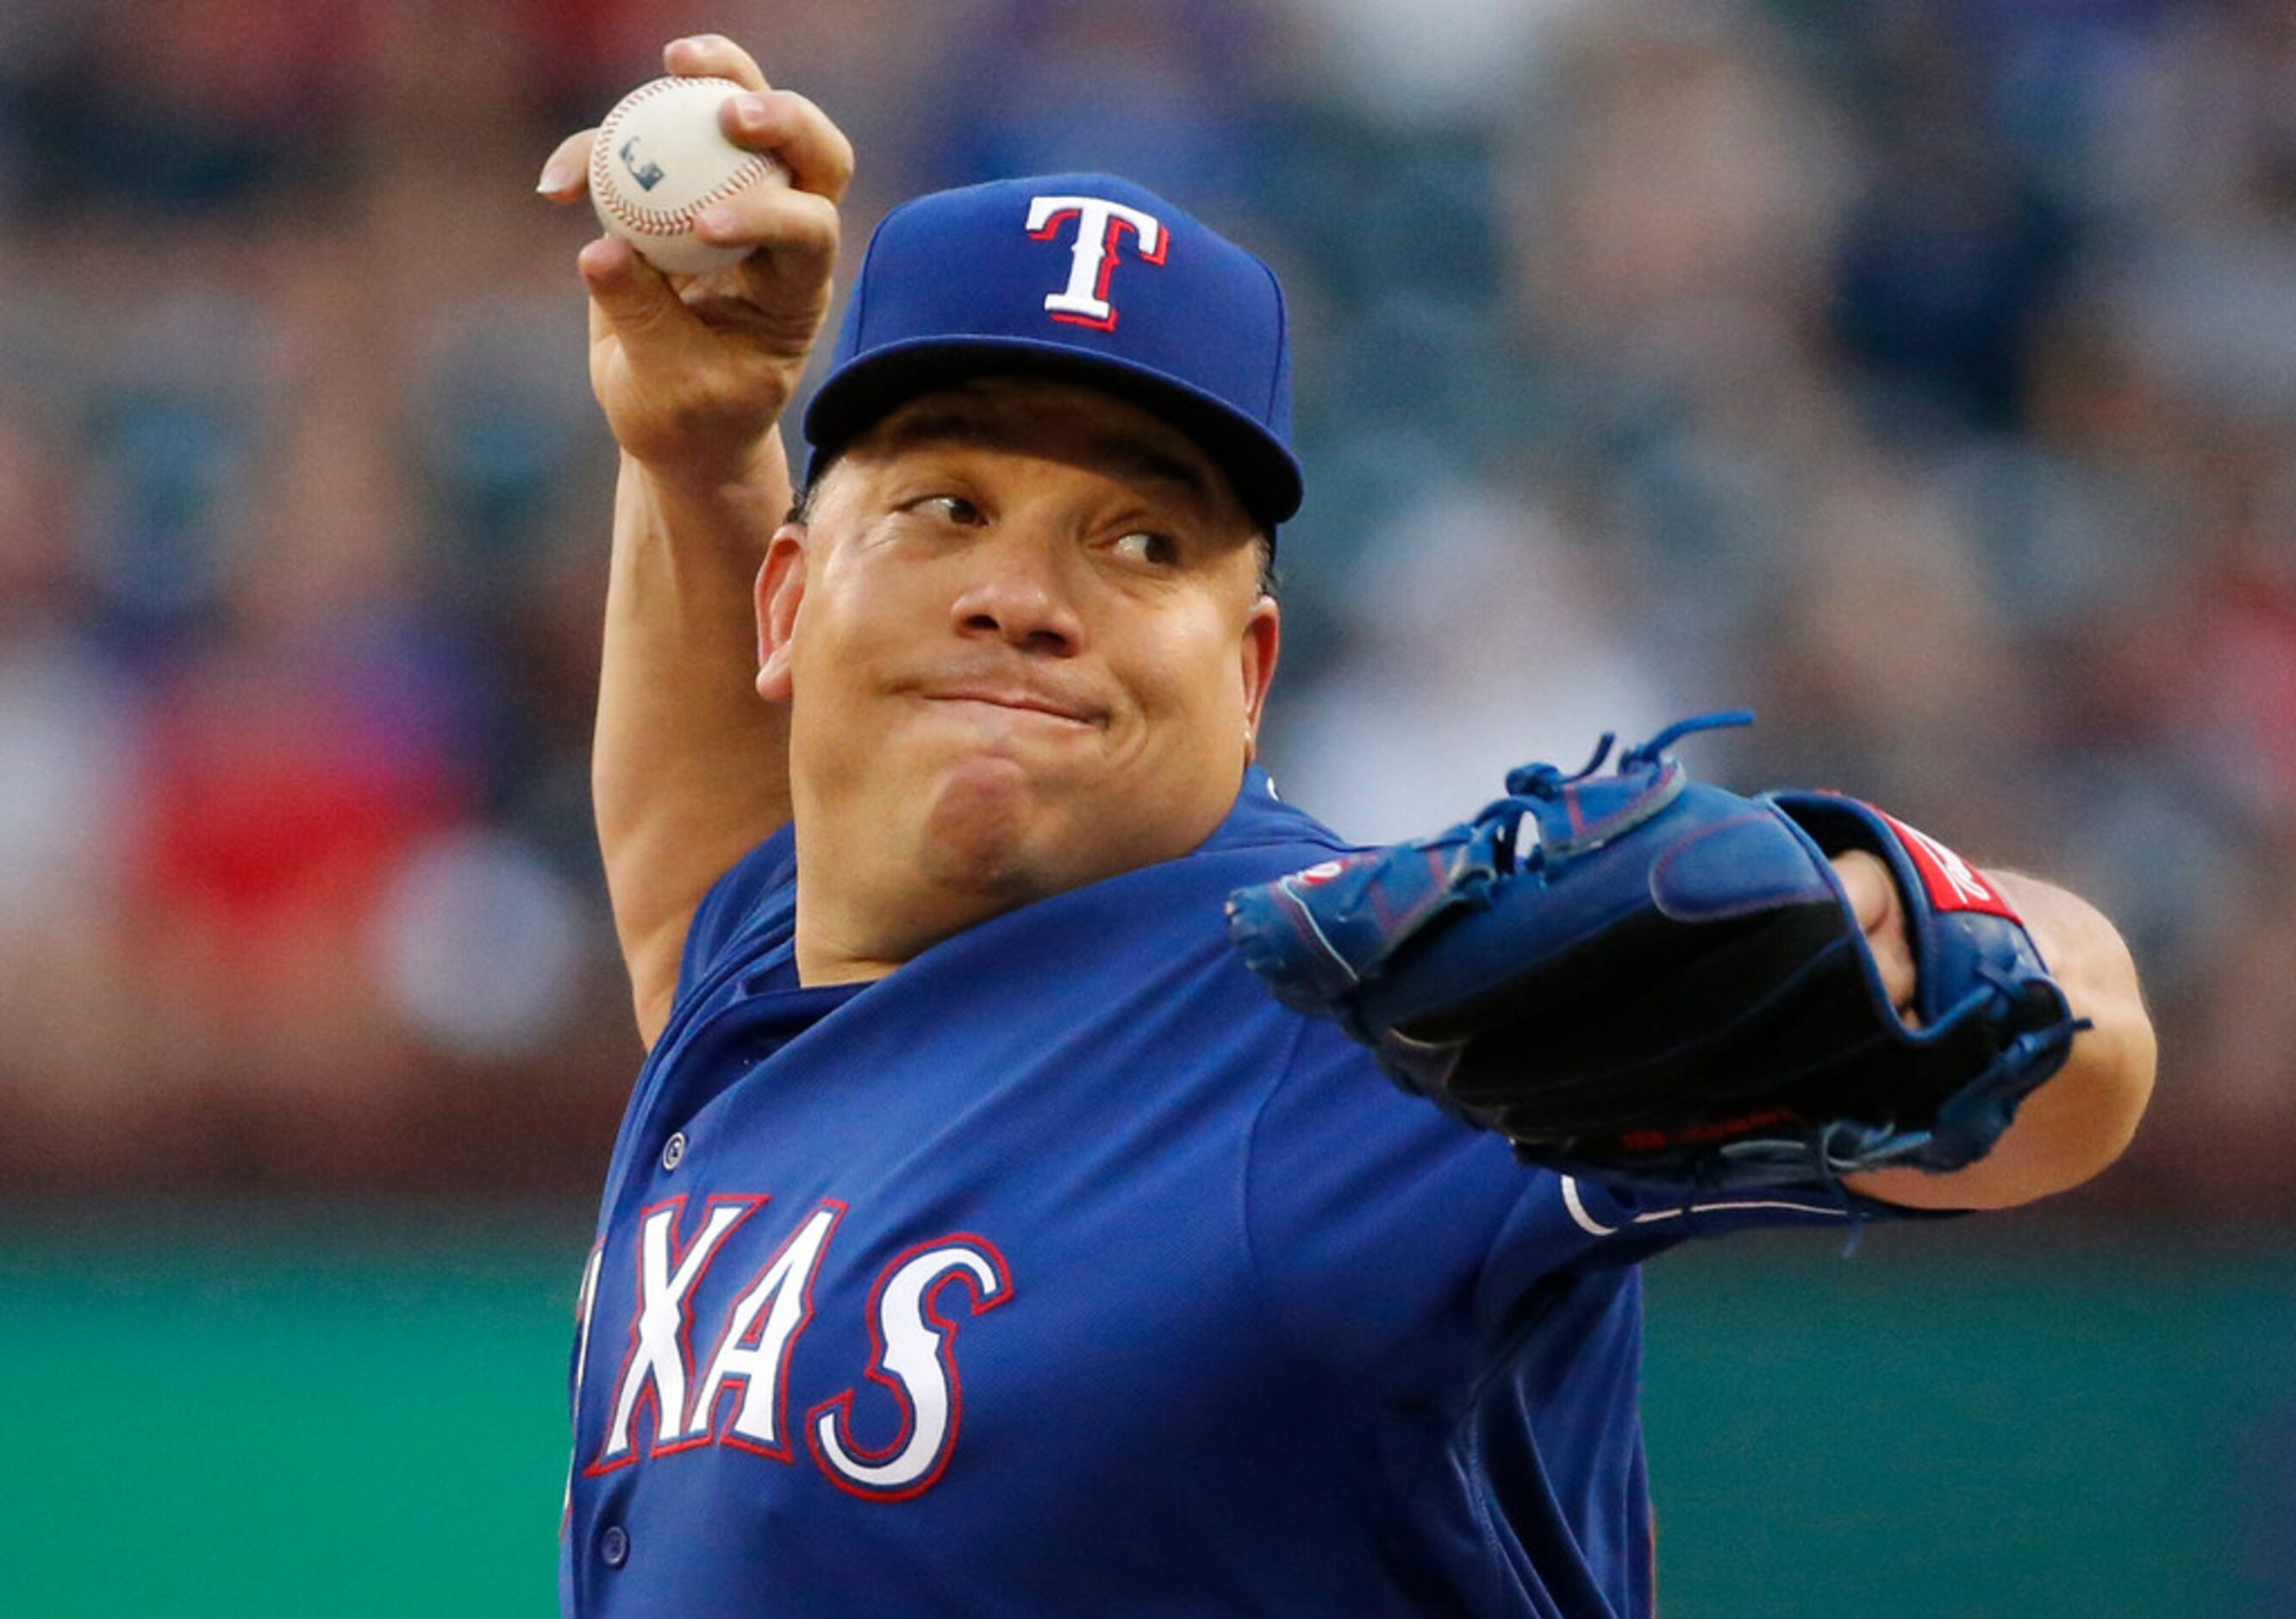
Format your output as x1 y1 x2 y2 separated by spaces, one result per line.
802 173 1302 528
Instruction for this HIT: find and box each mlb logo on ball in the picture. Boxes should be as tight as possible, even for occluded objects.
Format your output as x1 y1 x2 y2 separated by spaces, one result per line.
618 137 666 191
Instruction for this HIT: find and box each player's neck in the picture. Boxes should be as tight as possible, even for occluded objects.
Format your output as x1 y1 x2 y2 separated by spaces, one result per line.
787 833 1045 987
788 891 1033 986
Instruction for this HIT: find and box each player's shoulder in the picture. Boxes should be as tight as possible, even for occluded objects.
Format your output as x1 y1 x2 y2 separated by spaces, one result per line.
676 823 798 991
1220 766 1350 845
1186 766 1359 878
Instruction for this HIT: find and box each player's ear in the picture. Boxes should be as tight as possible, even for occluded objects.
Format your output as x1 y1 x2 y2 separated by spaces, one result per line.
756 524 808 702
1238 592 1279 763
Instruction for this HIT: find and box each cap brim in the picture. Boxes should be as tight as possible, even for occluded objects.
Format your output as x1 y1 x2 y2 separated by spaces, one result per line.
802 336 1303 528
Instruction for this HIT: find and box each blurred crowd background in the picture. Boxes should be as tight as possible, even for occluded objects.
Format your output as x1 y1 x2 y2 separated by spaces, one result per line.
0 0 2288 1221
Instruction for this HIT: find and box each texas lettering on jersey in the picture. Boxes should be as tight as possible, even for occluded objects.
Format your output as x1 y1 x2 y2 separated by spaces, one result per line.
577 1195 1014 1502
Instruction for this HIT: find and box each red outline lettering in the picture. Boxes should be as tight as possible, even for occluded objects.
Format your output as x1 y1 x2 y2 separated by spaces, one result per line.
689 1200 848 1464
805 1235 1015 1503
1028 203 1169 332
585 1194 765 1474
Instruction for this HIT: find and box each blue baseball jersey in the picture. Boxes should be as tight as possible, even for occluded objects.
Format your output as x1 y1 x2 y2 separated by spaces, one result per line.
561 771 1892 1616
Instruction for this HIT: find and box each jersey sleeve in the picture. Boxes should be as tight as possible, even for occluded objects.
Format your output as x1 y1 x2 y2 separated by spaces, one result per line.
1525 1166 1962 1272
1238 1018 1582 1377
1240 1017 1959 1379
675 826 797 996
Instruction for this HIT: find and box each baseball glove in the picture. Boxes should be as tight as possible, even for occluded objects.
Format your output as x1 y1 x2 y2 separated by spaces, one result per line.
1226 714 2086 1191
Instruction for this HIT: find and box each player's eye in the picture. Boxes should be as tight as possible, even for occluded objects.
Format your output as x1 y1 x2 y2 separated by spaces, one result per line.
1111 530 1180 568
911 493 983 525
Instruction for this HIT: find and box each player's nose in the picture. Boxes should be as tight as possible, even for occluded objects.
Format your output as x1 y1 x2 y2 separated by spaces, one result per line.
948 528 1086 656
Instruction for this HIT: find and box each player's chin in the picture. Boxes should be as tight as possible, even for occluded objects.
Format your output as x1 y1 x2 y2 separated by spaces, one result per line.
915 754 1076 891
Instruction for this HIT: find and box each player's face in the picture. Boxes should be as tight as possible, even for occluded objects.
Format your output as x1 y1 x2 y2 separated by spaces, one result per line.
757 378 1280 962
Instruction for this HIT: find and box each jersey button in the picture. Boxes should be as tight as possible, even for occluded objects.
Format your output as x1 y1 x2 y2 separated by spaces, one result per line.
660 1132 687 1172
600 1524 629 1569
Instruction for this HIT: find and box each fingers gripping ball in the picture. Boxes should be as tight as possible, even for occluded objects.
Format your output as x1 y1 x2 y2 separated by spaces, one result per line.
590 76 785 276
1225 714 2087 1193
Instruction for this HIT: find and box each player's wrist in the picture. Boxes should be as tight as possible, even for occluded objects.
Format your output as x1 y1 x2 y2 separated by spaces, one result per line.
621 434 795 554
627 426 794 510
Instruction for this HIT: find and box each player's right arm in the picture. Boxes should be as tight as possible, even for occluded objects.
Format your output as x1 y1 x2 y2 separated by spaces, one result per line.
540 36 853 1046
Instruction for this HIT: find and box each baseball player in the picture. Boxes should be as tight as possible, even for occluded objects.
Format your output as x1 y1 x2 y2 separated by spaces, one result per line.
538 36 2155 1616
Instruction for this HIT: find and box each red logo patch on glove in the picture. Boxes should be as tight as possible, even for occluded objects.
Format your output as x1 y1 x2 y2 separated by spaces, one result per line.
1872 808 2021 922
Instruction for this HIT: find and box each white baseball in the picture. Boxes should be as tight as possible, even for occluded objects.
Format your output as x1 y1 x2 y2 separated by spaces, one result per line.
590 76 784 276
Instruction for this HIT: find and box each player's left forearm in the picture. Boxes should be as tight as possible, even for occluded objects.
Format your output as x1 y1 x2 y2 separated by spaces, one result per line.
1848 872 2156 1210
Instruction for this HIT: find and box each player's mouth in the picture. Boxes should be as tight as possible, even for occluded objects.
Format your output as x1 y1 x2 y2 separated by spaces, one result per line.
916 684 1105 728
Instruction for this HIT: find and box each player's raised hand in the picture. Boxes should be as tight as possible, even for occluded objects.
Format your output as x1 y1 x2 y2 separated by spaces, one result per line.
538 34 855 485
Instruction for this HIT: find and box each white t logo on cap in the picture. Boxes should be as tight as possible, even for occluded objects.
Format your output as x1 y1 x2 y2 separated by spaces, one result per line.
1025 195 1169 331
